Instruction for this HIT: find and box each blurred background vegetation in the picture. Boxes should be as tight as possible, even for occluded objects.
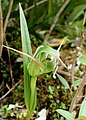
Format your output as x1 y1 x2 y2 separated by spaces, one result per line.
0 0 86 119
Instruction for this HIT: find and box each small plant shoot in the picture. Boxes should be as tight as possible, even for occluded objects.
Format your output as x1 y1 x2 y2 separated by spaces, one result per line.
19 3 68 120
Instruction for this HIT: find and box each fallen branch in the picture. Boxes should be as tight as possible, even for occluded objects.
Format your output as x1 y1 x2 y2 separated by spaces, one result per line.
0 80 22 101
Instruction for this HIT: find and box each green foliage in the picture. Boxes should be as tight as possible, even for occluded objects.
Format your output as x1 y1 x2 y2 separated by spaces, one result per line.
78 55 86 65
1 0 86 120
56 100 86 120
0 103 27 119
72 79 82 87
2 0 86 42
56 109 74 120
48 0 52 15
60 0 86 22
19 3 33 119
67 4 86 24
19 3 69 120
57 74 70 90
2 0 9 18
19 3 59 119
79 100 86 117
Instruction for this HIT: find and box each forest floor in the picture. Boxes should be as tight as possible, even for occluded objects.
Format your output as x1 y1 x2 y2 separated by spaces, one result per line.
0 35 86 120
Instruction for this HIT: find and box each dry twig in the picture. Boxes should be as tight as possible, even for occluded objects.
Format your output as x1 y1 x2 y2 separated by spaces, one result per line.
3 0 14 35
69 74 86 115
3 0 14 85
0 80 22 101
71 30 86 85
69 30 86 115
0 0 3 57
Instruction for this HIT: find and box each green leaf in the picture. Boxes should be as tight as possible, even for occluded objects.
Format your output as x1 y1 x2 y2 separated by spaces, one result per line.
57 74 70 89
68 4 86 24
19 3 32 57
78 55 86 65
79 100 86 117
72 79 82 87
19 3 36 119
56 109 74 120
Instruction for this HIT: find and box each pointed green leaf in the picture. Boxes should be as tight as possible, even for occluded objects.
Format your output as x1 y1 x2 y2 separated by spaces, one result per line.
19 3 34 118
57 74 70 89
19 3 32 56
68 4 86 23
72 79 82 87
79 100 86 117
56 109 74 120
78 55 86 65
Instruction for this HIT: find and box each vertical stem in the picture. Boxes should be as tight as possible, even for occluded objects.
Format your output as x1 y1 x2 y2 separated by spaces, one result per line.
0 0 3 57
3 0 14 86
26 76 37 120
30 76 37 114
48 0 52 15
3 0 14 35
27 112 30 120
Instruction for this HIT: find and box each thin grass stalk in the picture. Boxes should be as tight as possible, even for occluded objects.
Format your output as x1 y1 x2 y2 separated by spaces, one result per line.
48 0 52 15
